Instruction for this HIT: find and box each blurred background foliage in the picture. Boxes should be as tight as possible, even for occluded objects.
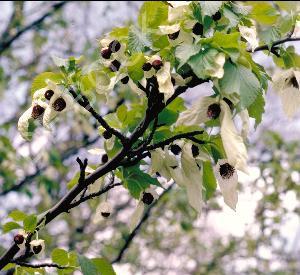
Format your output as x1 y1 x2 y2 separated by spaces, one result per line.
0 1 299 274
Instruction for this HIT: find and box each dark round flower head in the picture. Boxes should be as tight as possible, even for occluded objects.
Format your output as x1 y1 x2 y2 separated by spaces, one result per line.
156 172 161 177
192 22 204 35
14 234 25 245
101 48 112 59
219 163 235 179
207 103 221 119
121 76 129 84
170 144 181 155
212 11 222 21
109 60 121 72
101 212 110 218
103 130 112 139
109 40 121 53
290 76 299 89
152 59 163 70
31 105 45 119
52 97 66 112
32 245 43 254
102 154 109 164
142 192 154 205
191 144 199 157
44 90 54 100
168 30 180 40
142 62 153 71
171 77 176 86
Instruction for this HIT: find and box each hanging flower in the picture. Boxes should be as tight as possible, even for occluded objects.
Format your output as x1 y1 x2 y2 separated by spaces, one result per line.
17 100 48 140
238 25 259 52
156 62 175 102
14 230 28 250
30 239 45 255
42 80 74 129
176 96 219 126
214 159 238 210
88 148 109 164
167 1 191 22
239 109 250 141
177 97 248 174
159 24 193 46
129 188 158 231
272 69 300 118
98 201 113 218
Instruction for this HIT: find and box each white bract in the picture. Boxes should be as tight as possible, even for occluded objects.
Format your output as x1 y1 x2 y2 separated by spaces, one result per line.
215 159 238 210
272 69 300 118
238 25 259 52
291 20 300 38
206 53 226 78
30 239 45 255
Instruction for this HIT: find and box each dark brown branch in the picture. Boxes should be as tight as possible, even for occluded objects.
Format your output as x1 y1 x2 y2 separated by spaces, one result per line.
12 261 68 270
251 37 300 55
111 182 175 264
0 1 69 55
69 88 129 145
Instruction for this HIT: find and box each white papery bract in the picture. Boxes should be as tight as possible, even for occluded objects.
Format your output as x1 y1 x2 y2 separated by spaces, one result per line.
167 1 191 22
220 101 249 174
30 239 45 255
272 69 300 118
291 20 300 38
239 109 250 141
176 96 218 126
206 52 226 79
129 188 158 231
156 62 174 102
238 25 259 52
98 201 113 217
215 159 238 210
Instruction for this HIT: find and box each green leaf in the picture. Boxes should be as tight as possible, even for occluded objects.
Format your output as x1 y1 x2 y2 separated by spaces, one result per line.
188 48 219 79
248 2 279 25
127 53 146 82
138 1 168 29
247 92 265 128
203 161 217 200
219 62 261 109
92 258 116 275
212 32 240 49
109 26 129 38
31 72 63 96
128 25 151 54
23 214 37 233
200 1 222 16
8 210 27 222
3 222 22 233
78 255 98 275
67 172 80 189
260 27 281 48
158 97 185 126
175 43 201 67
52 248 69 266
223 7 240 28
116 104 128 123
123 166 161 199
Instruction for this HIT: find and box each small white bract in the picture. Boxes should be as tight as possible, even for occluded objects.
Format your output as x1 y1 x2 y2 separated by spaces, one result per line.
30 239 45 255
238 25 259 52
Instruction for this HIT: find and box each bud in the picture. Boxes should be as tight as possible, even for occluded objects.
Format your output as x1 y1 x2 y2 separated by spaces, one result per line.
44 90 54 100
31 105 45 119
142 62 152 71
152 59 163 71
142 192 154 205
101 48 112 59
212 11 222 21
169 144 181 155
109 40 121 53
109 60 121 72
52 97 66 112
192 22 203 35
121 76 129 84
168 30 180 40
103 130 112 139
191 144 199 157
102 154 109 164
207 103 221 119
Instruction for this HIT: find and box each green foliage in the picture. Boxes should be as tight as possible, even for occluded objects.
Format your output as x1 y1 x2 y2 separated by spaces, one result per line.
51 248 69 266
138 2 168 29
23 214 37 232
30 72 63 96
3 221 22 233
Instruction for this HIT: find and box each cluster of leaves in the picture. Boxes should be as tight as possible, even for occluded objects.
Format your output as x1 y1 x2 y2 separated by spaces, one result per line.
1 1 300 274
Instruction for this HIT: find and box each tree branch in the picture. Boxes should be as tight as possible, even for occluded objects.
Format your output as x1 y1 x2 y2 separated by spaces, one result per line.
12 261 68 270
0 1 69 55
69 88 129 145
252 37 300 55
112 182 175 264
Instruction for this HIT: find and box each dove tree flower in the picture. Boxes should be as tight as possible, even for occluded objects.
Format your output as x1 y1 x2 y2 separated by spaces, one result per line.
238 25 259 52
30 239 45 255
272 69 300 118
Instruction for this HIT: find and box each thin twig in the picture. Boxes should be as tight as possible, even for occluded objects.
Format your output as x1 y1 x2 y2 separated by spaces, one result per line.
112 182 175 264
12 261 68 270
